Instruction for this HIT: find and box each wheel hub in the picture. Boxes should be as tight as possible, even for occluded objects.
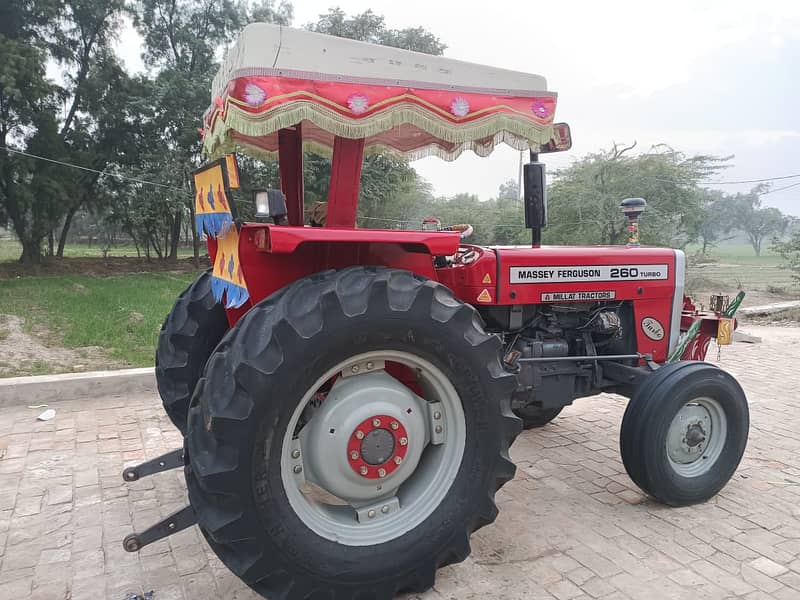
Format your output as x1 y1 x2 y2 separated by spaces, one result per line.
665 397 726 477
684 422 707 448
347 416 408 478
299 371 428 502
281 350 467 546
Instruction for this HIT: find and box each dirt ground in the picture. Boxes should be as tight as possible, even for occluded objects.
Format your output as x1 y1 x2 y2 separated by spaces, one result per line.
0 314 123 378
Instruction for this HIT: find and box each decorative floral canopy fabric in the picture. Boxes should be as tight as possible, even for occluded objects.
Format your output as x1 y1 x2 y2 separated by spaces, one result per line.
202 24 558 162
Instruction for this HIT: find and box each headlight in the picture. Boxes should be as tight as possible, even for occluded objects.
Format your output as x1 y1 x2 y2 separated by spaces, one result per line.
254 189 271 217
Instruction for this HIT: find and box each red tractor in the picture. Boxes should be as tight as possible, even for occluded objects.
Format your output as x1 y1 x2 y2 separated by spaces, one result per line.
123 24 749 599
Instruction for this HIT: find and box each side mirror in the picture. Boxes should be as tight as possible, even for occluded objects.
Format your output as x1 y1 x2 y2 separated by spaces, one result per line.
253 188 288 223
523 162 547 229
538 122 572 154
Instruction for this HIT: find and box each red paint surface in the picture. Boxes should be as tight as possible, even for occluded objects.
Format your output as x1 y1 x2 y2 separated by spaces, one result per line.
346 415 408 479
278 125 304 226
326 136 365 228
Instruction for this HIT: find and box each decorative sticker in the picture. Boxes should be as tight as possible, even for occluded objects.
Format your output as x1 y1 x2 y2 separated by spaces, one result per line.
211 226 249 308
194 161 233 238
541 291 616 302
641 317 665 341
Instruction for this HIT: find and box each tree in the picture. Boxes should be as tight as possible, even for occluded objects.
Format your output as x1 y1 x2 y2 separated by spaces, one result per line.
772 231 800 283
306 8 447 54
726 185 788 256
693 188 734 255
0 0 128 264
301 8 446 227
55 57 144 257
131 0 293 260
0 0 60 263
498 179 519 201
544 143 728 247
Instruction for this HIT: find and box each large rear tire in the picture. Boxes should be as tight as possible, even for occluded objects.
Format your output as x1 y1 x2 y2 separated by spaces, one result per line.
155 270 229 434
620 361 748 506
185 267 521 599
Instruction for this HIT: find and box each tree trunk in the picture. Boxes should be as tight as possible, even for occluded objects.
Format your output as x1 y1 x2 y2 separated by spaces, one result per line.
168 210 182 261
185 196 199 268
56 207 78 257
19 237 43 265
748 233 761 257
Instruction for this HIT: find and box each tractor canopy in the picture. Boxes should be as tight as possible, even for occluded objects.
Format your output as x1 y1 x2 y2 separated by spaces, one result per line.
202 23 558 162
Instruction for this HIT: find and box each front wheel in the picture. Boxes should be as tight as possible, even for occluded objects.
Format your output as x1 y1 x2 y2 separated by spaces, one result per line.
185 267 520 599
620 361 749 506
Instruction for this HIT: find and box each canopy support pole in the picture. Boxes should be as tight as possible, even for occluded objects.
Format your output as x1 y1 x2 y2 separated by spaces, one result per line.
326 136 365 228
278 125 304 226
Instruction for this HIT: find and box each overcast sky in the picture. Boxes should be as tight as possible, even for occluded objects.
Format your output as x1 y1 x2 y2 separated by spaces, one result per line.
118 0 800 215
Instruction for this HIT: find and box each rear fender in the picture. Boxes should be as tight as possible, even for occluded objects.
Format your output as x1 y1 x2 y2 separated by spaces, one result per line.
209 224 461 326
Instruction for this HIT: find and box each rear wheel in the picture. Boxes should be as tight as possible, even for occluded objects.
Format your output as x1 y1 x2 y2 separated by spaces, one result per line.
185 267 520 599
620 361 748 506
155 270 229 434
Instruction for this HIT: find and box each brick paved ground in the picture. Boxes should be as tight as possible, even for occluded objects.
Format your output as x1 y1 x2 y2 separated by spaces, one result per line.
1 325 799 600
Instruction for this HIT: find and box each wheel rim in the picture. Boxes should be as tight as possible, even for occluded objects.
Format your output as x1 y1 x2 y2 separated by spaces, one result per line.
666 396 727 477
278 350 466 546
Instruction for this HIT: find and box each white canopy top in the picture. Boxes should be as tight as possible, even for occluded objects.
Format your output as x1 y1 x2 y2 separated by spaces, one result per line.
204 24 557 161
213 24 549 100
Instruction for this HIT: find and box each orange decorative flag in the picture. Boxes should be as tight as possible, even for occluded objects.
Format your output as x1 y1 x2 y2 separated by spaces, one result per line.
211 226 249 308
193 161 233 238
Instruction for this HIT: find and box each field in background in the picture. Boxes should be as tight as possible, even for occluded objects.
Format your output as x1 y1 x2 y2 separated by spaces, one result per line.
685 243 798 302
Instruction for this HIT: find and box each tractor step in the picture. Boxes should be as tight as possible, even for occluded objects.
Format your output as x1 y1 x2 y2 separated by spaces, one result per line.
122 448 184 482
122 505 197 552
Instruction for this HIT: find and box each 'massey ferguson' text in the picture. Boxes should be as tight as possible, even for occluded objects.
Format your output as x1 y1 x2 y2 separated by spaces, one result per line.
509 264 669 284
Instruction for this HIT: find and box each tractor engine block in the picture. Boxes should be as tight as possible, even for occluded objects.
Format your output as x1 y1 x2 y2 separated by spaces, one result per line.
479 302 633 413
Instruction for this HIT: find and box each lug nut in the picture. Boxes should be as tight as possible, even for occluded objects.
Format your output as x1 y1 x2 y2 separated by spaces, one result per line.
391 421 399 430
399 437 408 446
366 361 374 370
378 468 387 478
355 430 365 440
368 509 376 518
372 418 381 428
433 411 442 420
291 449 300 459
360 466 368 475
350 450 359 460
293 465 302 474
394 456 402 465
351 365 360 374
435 425 443 434
381 505 390 514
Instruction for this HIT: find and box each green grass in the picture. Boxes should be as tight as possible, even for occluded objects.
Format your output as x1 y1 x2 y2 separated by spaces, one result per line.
0 238 195 262
0 271 197 367
685 242 797 294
